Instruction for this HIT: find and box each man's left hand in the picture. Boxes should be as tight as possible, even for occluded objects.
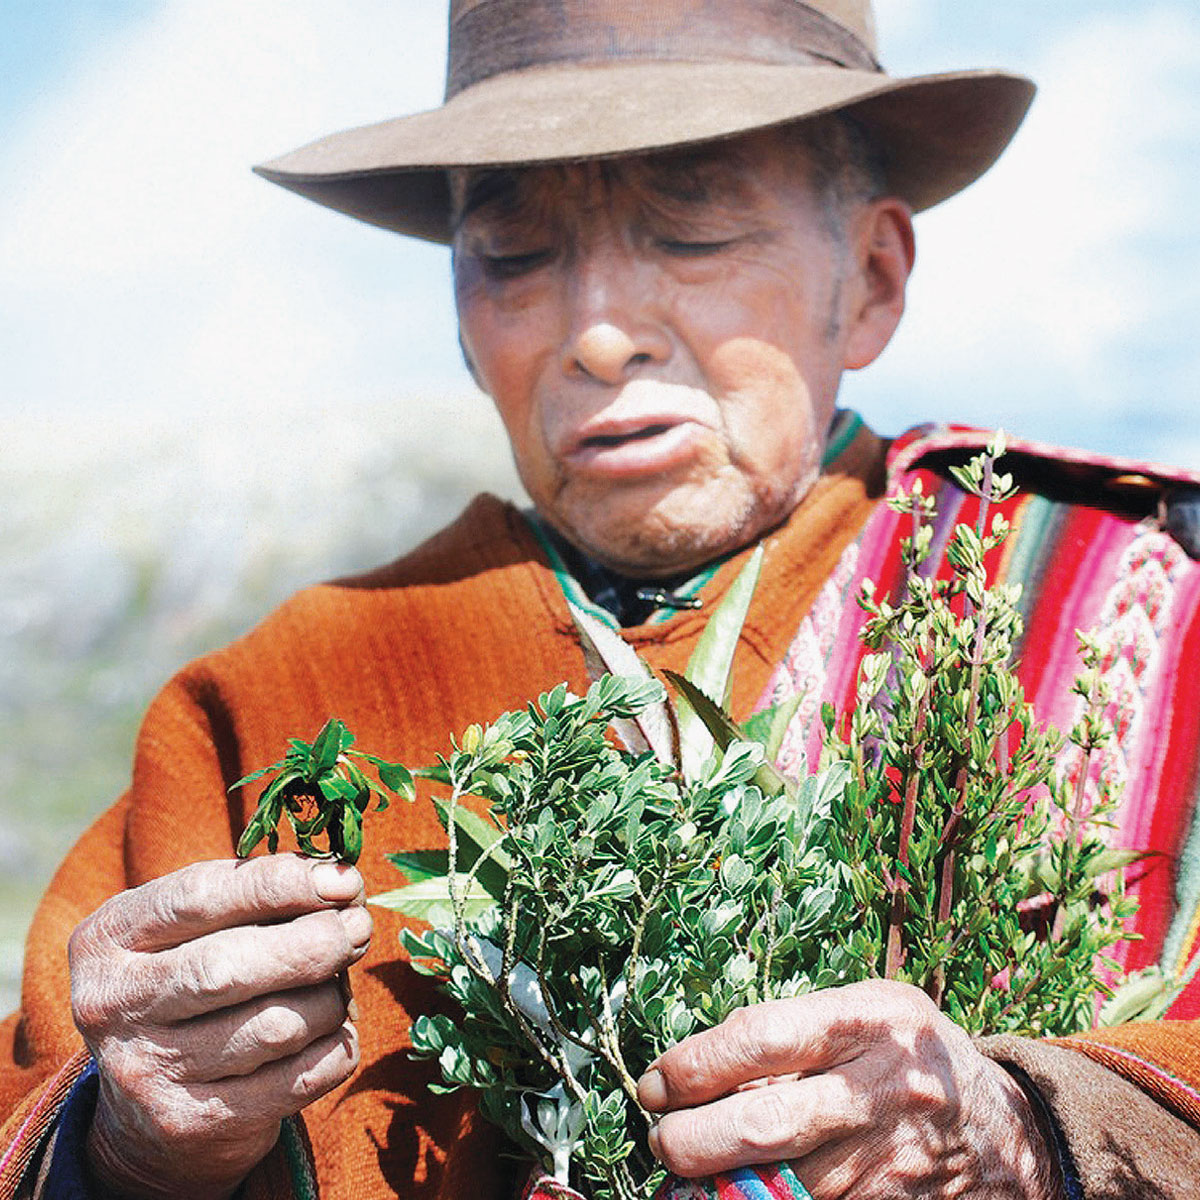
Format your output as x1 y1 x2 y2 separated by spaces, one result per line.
637 979 1064 1199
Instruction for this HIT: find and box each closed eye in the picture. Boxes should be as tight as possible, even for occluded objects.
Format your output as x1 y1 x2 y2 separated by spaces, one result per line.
480 249 554 280
658 239 737 257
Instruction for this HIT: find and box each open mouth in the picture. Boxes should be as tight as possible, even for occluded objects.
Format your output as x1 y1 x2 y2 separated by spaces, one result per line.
581 423 674 449
566 419 703 479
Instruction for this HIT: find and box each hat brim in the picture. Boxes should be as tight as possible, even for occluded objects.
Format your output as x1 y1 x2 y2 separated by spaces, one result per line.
254 62 1034 243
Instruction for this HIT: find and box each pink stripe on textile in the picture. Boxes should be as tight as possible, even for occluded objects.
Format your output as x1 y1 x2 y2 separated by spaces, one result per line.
0 1050 90 1185
800 497 901 764
1018 510 1135 740
0 1082 63 1176
1120 550 1200 854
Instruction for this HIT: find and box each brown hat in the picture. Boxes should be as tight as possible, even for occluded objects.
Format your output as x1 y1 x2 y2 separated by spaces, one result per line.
254 0 1034 244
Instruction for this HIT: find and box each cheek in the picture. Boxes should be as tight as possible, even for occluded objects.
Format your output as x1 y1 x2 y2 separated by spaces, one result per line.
707 337 821 448
456 292 544 437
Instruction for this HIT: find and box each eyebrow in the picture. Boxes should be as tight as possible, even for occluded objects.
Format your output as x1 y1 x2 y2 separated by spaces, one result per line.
453 144 756 234
636 145 755 209
456 169 524 227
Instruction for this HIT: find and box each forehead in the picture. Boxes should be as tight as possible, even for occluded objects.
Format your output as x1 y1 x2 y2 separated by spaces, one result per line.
450 128 814 229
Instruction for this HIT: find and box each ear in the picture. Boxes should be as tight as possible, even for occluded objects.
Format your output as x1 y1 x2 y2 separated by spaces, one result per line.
841 197 915 372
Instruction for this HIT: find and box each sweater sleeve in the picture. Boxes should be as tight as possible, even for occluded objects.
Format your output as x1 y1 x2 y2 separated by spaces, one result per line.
0 667 319 1200
979 1034 1200 1196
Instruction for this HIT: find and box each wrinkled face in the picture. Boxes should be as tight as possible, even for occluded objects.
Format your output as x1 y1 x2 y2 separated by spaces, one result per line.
452 129 873 576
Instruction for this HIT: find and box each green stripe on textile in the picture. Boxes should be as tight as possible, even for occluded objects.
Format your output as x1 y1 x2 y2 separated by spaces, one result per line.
647 561 719 625
525 514 619 630
775 1161 815 1198
280 1117 319 1200
526 514 722 628
822 409 860 467
1161 784 1200 977
1001 494 1062 638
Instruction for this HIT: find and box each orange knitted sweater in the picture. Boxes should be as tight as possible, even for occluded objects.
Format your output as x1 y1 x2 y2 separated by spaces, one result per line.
2 424 1199 1197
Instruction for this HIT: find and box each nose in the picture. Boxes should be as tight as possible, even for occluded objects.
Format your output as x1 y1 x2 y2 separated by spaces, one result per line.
561 244 671 385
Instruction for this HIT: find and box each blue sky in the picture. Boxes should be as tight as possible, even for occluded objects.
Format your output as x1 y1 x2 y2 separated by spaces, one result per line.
1 1 1198 468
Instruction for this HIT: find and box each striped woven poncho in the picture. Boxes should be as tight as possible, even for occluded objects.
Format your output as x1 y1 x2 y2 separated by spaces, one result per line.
758 422 1200 1019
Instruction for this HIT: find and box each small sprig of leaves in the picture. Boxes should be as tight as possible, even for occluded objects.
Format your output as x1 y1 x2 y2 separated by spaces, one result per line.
819 432 1136 1033
233 717 414 864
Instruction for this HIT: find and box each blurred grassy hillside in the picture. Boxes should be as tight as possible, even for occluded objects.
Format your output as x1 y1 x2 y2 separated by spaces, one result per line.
0 394 522 1015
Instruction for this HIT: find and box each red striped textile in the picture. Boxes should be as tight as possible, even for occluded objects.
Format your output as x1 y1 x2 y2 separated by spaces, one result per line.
757 424 1200 1016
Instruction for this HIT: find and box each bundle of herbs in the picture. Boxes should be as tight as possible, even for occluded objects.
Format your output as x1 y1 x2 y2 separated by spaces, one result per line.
238 439 1141 1200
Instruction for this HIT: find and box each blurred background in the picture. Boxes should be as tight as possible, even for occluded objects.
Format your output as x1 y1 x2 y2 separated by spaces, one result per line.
2 0 1198 1012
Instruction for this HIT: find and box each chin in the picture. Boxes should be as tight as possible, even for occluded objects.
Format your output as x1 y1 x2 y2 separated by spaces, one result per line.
557 488 788 579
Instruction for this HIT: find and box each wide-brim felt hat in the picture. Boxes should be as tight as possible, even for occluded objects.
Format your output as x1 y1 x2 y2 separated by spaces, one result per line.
254 0 1035 244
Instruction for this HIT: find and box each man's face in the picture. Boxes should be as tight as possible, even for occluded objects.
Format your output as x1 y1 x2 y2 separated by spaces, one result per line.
453 129 887 577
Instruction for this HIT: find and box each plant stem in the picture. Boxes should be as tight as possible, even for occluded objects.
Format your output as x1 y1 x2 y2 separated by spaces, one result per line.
885 677 931 979
931 453 999 1002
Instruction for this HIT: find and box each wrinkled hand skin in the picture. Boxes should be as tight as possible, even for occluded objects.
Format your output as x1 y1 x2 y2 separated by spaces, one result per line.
638 980 1066 1199
69 854 371 1200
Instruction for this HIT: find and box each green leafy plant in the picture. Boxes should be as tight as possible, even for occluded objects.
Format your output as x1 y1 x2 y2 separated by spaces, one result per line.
375 677 854 1200
233 717 414 864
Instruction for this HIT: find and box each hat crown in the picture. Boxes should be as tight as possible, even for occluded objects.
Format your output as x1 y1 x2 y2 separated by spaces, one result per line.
445 0 881 100
448 0 877 53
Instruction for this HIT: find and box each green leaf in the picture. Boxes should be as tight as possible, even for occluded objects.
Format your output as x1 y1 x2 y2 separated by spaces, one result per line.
387 849 450 883
369 876 497 924
679 547 763 778
236 810 269 857
340 805 364 865
432 799 511 869
740 707 774 746
762 694 803 766
310 718 349 775
229 761 285 793
568 603 677 767
417 761 453 786
664 670 790 798
1100 966 1179 1026
318 775 358 803
431 799 511 899
257 769 302 811
376 760 416 801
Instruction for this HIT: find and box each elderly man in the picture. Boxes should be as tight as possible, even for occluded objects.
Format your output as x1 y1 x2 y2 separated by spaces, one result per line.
4 3 1200 1198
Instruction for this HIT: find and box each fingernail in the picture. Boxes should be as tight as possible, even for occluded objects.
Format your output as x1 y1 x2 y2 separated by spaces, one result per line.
347 997 360 1022
312 861 361 902
646 1124 663 1162
339 905 373 949
638 1067 667 1110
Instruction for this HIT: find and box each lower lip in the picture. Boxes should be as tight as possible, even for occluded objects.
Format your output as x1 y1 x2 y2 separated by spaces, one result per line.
565 423 707 479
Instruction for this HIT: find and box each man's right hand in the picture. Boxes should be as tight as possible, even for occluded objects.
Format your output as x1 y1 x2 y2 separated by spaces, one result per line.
68 854 371 1200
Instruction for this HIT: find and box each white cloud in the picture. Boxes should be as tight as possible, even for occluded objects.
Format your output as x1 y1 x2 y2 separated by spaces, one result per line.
0 0 479 421
845 4 1200 466
872 0 936 50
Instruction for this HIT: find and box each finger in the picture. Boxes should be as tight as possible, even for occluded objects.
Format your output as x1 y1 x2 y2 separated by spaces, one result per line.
84 856 364 953
143 904 372 1023
159 981 352 1083
648 1070 863 1179
639 981 938 1111
185 1019 361 1123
